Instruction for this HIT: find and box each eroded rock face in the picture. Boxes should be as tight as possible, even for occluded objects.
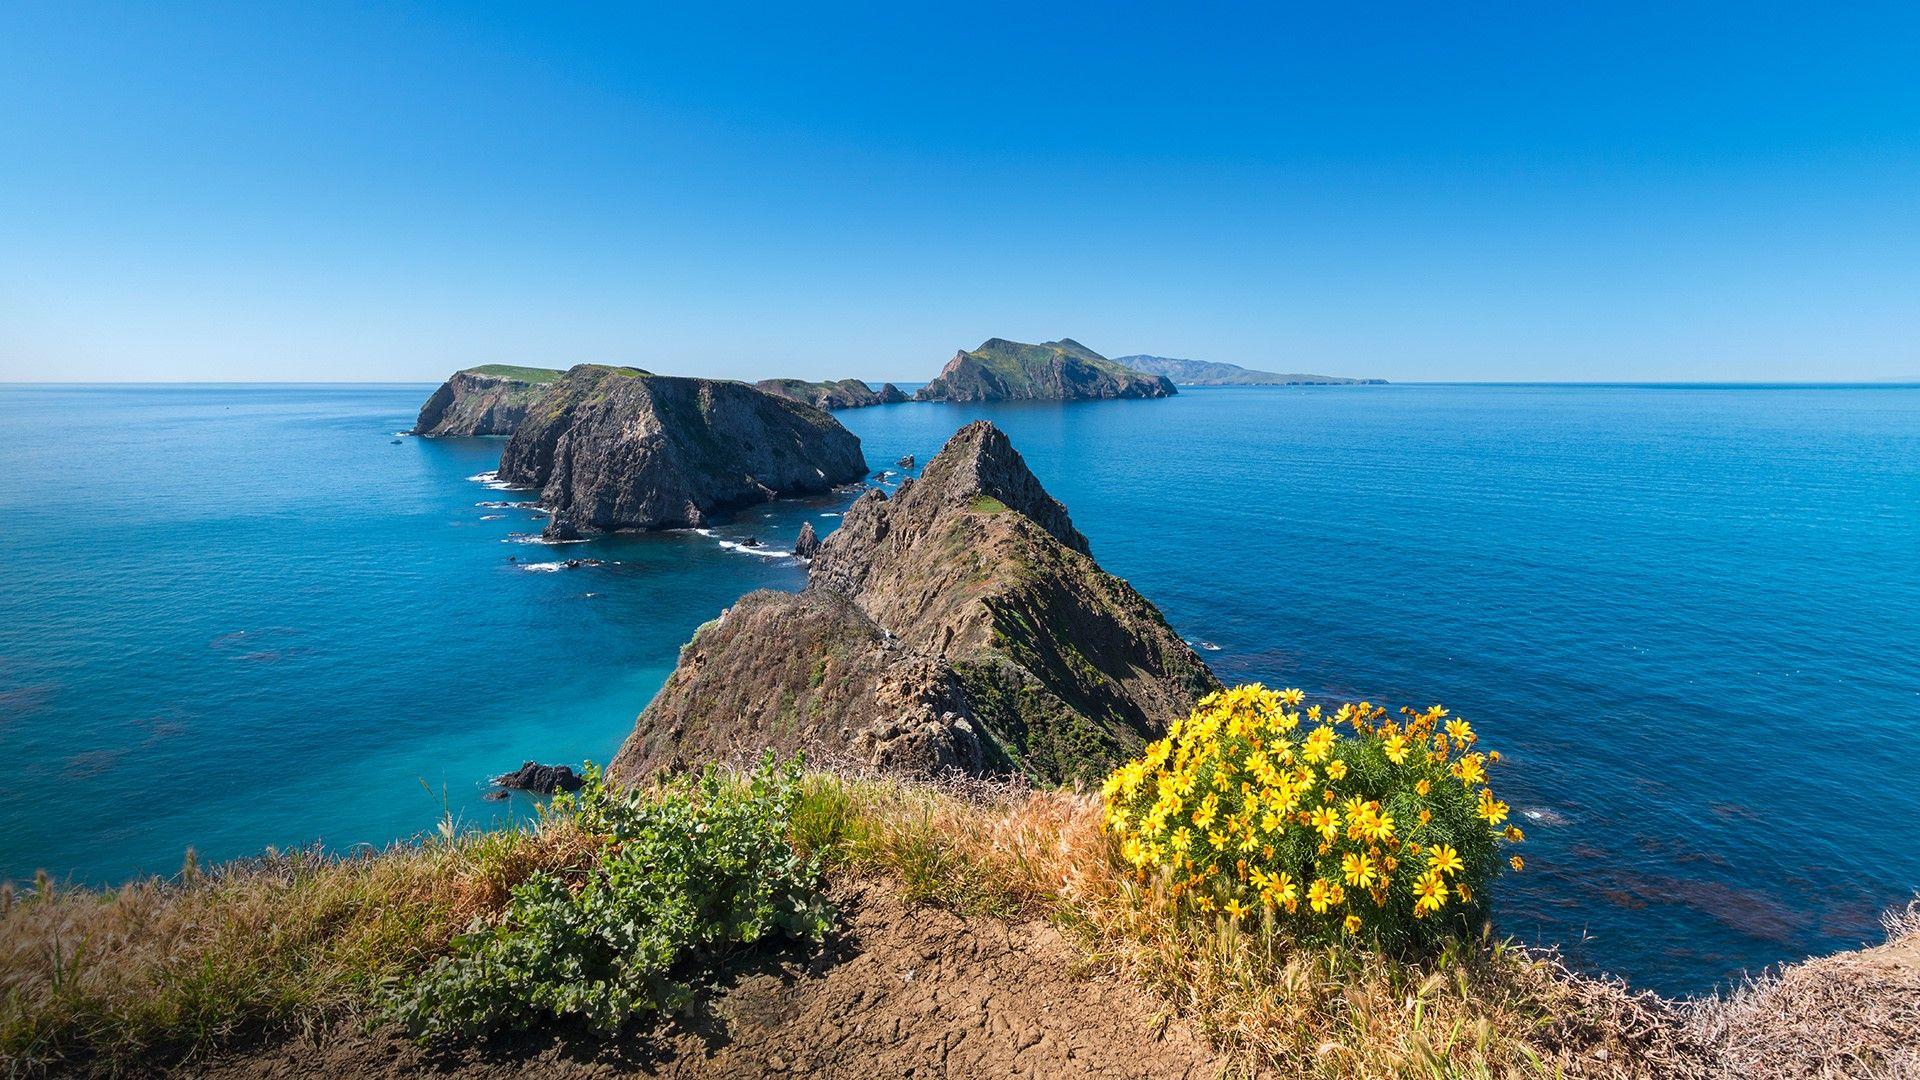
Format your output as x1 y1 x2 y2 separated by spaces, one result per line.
412 366 563 436
613 420 1217 786
794 521 822 559
913 338 1176 402
755 378 908 410
498 365 868 538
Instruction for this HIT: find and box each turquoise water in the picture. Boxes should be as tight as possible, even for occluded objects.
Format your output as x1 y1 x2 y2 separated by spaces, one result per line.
1 382 1916 996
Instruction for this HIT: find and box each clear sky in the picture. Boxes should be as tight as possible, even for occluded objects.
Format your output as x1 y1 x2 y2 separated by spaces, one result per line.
3 2 1917 383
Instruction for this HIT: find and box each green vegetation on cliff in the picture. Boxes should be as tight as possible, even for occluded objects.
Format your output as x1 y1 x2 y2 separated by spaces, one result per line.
914 338 1177 402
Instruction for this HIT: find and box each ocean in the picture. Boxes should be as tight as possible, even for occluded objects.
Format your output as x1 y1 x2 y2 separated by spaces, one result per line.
1 381 1915 997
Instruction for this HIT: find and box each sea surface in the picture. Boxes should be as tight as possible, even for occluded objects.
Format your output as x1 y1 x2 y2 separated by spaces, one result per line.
1 381 1916 996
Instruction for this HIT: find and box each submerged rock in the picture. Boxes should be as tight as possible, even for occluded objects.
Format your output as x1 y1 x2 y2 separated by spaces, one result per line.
897 454 915 469
497 365 868 538
493 761 584 794
412 365 564 436
613 420 1217 786
914 338 1176 403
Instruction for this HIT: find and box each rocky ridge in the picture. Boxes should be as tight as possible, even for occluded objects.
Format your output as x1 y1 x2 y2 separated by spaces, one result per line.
1114 354 1387 386
611 420 1217 785
412 365 563 436
755 378 910 409
497 365 867 538
914 339 1175 402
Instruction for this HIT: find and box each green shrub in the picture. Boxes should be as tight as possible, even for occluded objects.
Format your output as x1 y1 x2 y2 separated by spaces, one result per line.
386 755 832 1042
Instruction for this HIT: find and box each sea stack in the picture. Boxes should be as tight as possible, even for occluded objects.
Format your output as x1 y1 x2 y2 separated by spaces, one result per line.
913 338 1176 403
497 365 868 538
610 421 1217 785
412 365 563 436
794 520 821 559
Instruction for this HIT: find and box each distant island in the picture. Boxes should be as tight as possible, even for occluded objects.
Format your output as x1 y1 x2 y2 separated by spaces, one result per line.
916 338 1176 402
1113 355 1385 386
755 377 910 410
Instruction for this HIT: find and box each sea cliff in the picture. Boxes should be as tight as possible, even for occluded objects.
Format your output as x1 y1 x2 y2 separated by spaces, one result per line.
411 365 563 436
914 338 1176 402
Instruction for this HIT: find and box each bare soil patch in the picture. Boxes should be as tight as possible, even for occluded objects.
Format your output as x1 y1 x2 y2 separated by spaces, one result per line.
195 881 1214 1079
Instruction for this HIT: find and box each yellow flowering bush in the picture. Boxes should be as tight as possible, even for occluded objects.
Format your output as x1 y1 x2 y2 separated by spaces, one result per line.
1101 684 1522 951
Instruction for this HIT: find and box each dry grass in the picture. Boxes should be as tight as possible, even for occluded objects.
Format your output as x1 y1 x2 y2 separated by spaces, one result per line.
6 768 1913 1078
0 825 587 1076
1689 898 1920 1079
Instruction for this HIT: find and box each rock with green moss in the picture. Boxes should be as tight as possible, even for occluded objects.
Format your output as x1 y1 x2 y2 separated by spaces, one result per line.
412 365 564 436
613 420 1216 786
914 339 1175 402
755 378 910 409
497 364 868 538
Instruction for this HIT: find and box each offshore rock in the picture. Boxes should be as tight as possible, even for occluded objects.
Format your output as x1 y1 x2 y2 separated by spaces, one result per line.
497 365 868 538
494 761 584 794
913 338 1176 403
412 365 563 436
794 520 822 559
755 378 908 410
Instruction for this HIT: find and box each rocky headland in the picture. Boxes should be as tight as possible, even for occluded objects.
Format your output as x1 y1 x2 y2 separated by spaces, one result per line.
1114 354 1387 386
411 365 564 436
755 378 910 409
913 338 1176 402
609 420 1217 786
495 364 868 539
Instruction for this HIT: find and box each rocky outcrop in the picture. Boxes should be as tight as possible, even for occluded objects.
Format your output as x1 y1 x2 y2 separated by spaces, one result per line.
612 421 1217 785
497 365 868 538
493 761 584 794
1114 355 1387 386
897 454 915 469
755 378 910 410
412 365 563 436
913 339 1176 403
794 521 822 559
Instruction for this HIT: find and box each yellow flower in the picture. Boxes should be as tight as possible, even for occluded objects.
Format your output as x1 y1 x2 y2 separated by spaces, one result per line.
1413 871 1449 915
1308 878 1333 913
1222 897 1250 920
1341 851 1378 889
1303 726 1335 763
1477 790 1509 825
1453 754 1486 786
1505 825 1525 842
1414 778 1431 796
1280 687 1305 706
1510 855 1525 871
1428 845 1464 876
1309 806 1339 841
1269 871 1298 907
1325 759 1348 780
1382 733 1410 765
1343 914 1363 934
1364 811 1395 843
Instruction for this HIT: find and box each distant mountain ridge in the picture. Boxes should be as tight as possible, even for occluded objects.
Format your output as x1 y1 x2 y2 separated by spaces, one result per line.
916 338 1176 402
1114 355 1384 386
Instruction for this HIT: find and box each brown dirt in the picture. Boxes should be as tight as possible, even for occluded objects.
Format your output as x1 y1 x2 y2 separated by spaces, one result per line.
193 881 1216 1079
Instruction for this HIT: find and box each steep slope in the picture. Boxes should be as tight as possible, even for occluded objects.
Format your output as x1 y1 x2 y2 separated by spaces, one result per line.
1114 355 1386 386
755 378 911 409
411 365 563 436
914 339 1176 402
497 365 867 538
612 421 1217 785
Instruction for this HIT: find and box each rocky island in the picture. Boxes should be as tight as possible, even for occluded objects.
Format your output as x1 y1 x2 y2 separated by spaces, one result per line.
495 364 868 538
411 364 563 436
610 420 1217 785
1114 354 1387 386
754 377 910 409
913 338 1176 402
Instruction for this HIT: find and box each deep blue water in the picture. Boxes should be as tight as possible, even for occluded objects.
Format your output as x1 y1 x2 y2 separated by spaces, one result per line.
1 382 1916 996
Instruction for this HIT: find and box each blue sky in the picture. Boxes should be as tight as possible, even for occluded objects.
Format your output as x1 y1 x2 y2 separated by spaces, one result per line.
3 2 1917 382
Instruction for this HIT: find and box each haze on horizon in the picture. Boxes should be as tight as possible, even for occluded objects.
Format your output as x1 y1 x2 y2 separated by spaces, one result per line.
2 3 1917 385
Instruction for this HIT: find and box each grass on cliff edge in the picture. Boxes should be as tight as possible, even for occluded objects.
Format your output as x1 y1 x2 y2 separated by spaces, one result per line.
462 364 563 383
6 767 1879 1078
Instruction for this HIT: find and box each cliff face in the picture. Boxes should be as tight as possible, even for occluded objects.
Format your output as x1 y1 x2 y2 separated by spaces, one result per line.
497 365 868 538
612 420 1217 786
913 339 1176 402
754 378 910 410
411 365 563 436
